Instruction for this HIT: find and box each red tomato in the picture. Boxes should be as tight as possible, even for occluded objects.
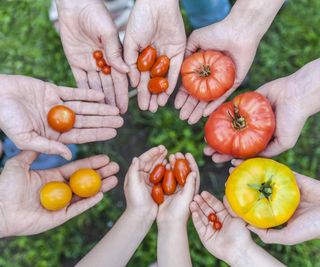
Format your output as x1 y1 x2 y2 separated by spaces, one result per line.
150 55 170 78
148 77 169 94
208 213 217 222
213 221 222 230
151 184 164 205
102 65 111 75
149 164 166 184
173 159 191 186
205 91 275 158
181 50 235 102
137 46 157 72
93 50 103 60
96 58 107 68
47 105 76 133
162 170 177 195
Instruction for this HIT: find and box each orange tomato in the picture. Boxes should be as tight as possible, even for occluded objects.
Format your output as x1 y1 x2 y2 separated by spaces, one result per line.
40 182 72 211
101 65 111 75
148 77 169 94
150 55 170 78
137 46 157 72
173 159 191 186
151 184 164 205
93 50 103 60
69 168 102 198
149 164 166 184
96 58 107 68
47 105 76 133
162 170 177 195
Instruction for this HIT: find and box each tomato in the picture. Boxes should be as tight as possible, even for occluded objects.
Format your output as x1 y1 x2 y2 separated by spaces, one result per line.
213 221 222 230
148 77 169 94
40 182 72 211
93 50 103 60
208 213 217 222
205 92 275 158
181 50 235 102
174 159 191 186
102 65 111 75
150 164 165 184
96 58 107 68
47 105 76 133
162 170 177 195
226 158 300 228
69 168 102 198
137 46 157 72
150 55 170 78
151 184 164 205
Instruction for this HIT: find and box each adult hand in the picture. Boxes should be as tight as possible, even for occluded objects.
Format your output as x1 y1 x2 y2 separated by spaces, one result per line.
0 75 123 160
0 151 119 237
124 0 186 112
57 0 129 113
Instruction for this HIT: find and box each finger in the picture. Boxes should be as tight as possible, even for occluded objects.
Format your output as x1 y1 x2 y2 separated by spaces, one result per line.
101 176 118 192
203 145 214 156
231 159 243 167
140 145 168 172
123 36 140 87
65 101 120 116
149 95 159 113
211 153 233 163
181 172 197 201
111 68 129 114
180 96 199 121
200 191 225 213
7 150 38 166
247 226 291 245
71 67 89 89
191 209 207 237
99 72 116 106
60 128 117 143
185 31 201 56
190 201 208 224
174 86 189 110
203 89 234 117
74 115 123 129
98 162 120 178
57 87 105 102
126 157 141 184
185 153 200 193
229 167 235 174
259 139 285 158
223 196 238 218
137 72 151 111
87 71 103 92
188 102 207 125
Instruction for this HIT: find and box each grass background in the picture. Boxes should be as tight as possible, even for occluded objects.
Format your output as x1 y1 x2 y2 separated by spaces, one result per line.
0 0 320 266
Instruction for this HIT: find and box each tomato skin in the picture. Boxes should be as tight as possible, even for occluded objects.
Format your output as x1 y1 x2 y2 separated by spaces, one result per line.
47 105 76 133
149 164 165 184
208 213 217 222
151 184 164 205
205 92 275 158
148 77 169 94
173 159 191 186
226 158 300 228
96 58 107 68
150 55 170 78
162 170 177 195
69 168 102 198
137 46 157 71
181 50 235 102
102 65 111 75
213 221 222 230
40 182 72 211
93 50 103 60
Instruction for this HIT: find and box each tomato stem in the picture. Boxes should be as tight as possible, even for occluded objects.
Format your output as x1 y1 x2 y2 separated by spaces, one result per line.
228 106 246 130
248 179 273 199
198 65 211 77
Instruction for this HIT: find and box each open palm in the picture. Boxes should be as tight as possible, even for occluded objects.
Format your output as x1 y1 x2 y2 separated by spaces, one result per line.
0 151 119 237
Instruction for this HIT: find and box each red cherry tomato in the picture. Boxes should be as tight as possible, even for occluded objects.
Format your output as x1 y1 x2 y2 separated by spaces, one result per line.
173 159 191 186
151 184 164 205
93 50 103 60
213 221 222 230
150 55 170 78
47 105 76 133
208 213 217 222
137 46 157 72
148 77 169 94
96 58 107 68
102 65 111 75
150 164 166 184
162 170 177 195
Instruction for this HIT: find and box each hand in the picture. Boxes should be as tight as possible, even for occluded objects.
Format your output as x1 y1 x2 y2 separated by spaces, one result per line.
175 15 259 125
0 75 123 159
157 153 200 227
0 151 119 237
57 0 129 113
124 145 168 220
124 0 186 112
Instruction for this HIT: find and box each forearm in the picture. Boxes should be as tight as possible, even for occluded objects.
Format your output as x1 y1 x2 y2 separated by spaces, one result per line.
157 223 192 267
77 209 153 267
55 0 99 10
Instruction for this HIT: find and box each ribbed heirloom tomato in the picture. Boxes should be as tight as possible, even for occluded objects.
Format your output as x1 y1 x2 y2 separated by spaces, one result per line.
226 158 300 228
137 46 157 72
181 50 235 102
47 105 76 133
70 168 102 198
40 182 72 211
205 92 275 158
173 159 191 186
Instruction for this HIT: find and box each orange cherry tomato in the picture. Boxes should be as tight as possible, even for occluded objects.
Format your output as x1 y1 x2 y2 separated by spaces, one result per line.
150 55 170 78
208 213 217 222
162 170 177 195
40 182 72 211
102 65 111 75
93 50 103 60
174 159 191 186
96 58 107 68
69 168 102 198
149 164 166 184
213 220 222 230
148 77 169 94
47 105 76 133
151 184 164 205
137 46 157 72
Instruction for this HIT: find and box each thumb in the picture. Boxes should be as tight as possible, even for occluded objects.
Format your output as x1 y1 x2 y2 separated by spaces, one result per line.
10 150 39 167
126 157 141 185
181 172 197 202
259 138 284 158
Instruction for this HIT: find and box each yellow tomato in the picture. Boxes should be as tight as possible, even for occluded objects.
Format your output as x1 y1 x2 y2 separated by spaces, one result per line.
69 168 102 198
226 158 300 228
40 182 72 211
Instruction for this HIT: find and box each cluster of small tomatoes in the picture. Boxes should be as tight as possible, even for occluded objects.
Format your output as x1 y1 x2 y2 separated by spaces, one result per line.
93 50 111 75
208 212 222 231
137 46 170 94
150 159 191 205
40 168 102 211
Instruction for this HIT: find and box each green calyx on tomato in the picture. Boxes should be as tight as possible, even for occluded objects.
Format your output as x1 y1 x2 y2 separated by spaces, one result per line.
228 106 246 130
198 65 211 77
248 178 273 200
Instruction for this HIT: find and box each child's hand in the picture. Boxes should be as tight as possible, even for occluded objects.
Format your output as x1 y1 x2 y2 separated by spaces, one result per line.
190 191 252 265
157 153 200 227
124 145 167 221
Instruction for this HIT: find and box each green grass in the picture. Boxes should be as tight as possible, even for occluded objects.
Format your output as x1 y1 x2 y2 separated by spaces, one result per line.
0 0 320 266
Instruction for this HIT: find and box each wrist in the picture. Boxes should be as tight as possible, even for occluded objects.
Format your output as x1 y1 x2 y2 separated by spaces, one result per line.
124 207 155 230
157 220 187 233
226 240 258 266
